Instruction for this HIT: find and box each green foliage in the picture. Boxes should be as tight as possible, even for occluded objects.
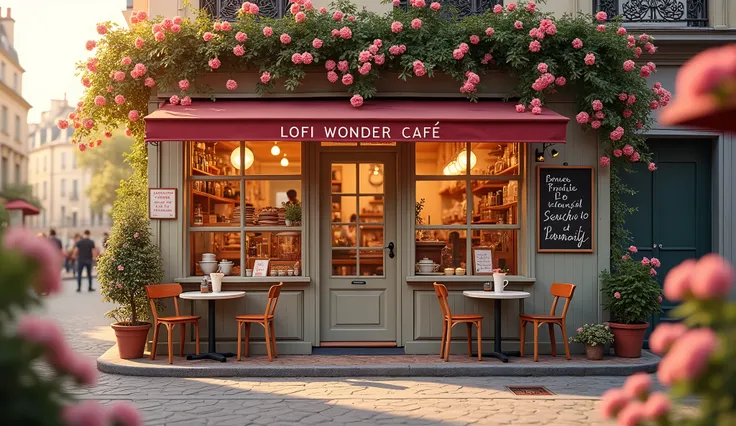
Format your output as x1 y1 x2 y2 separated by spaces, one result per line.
609 165 638 268
97 137 163 325
283 202 302 222
75 129 134 213
570 323 615 346
415 198 425 224
600 255 662 324
0 184 42 209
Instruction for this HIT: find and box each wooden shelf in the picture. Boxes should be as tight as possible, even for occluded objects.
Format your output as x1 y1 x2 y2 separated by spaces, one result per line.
191 167 217 176
439 186 466 198
481 202 517 211
192 190 238 204
492 165 519 176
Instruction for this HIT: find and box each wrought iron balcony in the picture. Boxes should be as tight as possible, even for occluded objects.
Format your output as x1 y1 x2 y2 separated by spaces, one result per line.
395 0 503 17
202 0 290 20
593 0 708 27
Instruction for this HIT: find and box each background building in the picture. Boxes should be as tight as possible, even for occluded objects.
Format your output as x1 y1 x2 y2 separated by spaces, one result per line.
0 6 30 190
27 97 111 242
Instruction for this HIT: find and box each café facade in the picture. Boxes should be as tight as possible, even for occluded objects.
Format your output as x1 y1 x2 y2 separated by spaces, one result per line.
142 72 622 356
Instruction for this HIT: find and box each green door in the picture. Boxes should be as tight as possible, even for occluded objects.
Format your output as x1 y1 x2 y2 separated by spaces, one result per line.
621 139 712 333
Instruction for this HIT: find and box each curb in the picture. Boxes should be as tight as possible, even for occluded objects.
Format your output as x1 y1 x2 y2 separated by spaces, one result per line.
98 349 659 378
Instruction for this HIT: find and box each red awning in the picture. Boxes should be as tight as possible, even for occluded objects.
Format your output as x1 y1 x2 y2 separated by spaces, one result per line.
4 200 41 215
144 99 568 143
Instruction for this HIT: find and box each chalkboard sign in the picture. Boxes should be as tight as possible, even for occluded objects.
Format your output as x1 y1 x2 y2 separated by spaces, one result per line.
537 166 594 252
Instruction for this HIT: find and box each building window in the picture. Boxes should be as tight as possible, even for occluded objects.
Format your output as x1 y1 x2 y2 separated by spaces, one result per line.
14 164 20 184
0 61 5 81
415 142 523 275
188 141 303 277
72 153 77 169
61 206 66 227
43 181 47 200
61 179 66 197
72 180 78 200
41 128 47 145
1 105 7 134
61 152 67 170
12 72 17 91
202 0 289 20
14 115 20 141
1 157 7 189
72 212 78 227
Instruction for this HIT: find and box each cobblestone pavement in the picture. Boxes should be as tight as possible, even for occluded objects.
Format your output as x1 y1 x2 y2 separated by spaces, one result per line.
38 278 688 426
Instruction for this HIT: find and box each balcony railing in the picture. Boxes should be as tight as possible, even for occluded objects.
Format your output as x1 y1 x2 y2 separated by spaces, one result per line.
593 0 708 27
202 0 290 20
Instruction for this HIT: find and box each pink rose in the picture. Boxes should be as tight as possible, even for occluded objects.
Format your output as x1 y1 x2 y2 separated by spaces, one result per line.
144 77 155 87
128 110 139 121
135 37 144 49
280 33 291 44
302 52 313 65
649 322 687 355
507 3 517 11
304 0 313 10
117 265 125 271
459 43 469 54
413 60 426 77
203 32 214 41
78 144 87 152
85 40 96 51
591 120 601 129
181 96 191 106
485 27 495 36
374 54 385 65
610 126 624 141
600 156 611 167
358 63 371 75
663 259 696 301
452 49 464 60
327 71 339 83
226 79 238 91
584 53 596 66
325 60 336 70
537 63 548 73
96 23 108 35
171 25 181 33
555 76 566 86
342 74 353 85
412 0 426 7
613 291 621 299
57 119 69 130
350 94 364 108
572 38 583 49
291 53 303 64
340 27 352 39
623 60 635 72
642 257 651 265
529 41 541 52
94 96 106 107
516 104 526 113
597 24 606 32
627 94 637 105
319 7 327 13
338 60 349 72
628 245 638 253
690 253 734 299
411 18 422 30
170 95 180 105
623 109 633 118
514 21 523 30
179 79 190 91
263 27 273 37
657 328 717 385
114 71 125 82
648 162 657 171
525 1 537 12
260 72 271 84
430 2 441 11
493 4 502 13
233 44 245 56
531 106 542 115
359 50 372 63
290 3 300 14
592 100 603 111
121 57 132 65
630 152 641 162
469 35 480 45
313 38 323 49
333 10 343 21
617 27 627 35
209 57 221 69
236 32 247 43
643 392 671 420
82 77 91 87
575 112 590 124
595 11 607 22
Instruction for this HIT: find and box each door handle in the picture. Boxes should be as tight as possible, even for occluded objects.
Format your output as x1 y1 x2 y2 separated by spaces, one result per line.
658 244 663 249
385 242 395 259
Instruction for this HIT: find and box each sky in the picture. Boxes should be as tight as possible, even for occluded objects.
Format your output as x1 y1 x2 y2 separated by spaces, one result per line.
5 0 128 122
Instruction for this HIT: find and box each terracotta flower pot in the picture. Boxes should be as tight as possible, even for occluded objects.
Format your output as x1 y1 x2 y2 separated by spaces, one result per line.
609 322 649 358
111 323 151 359
585 344 605 360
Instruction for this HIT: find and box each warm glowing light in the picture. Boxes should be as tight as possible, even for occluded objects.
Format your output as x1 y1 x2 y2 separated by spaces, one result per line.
271 142 280 156
443 160 460 175
373 165 380 175
280 154 289 167
231 147 254 170
456 149 477 170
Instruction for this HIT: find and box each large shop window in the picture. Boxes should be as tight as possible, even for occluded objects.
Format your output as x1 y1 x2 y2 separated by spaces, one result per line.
415 142 522 275
188 141 303 277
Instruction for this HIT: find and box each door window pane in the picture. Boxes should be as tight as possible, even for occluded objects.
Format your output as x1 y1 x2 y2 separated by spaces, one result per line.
360 225 383 248
331 195 357 223
358 196 383 222
332 249 357 276
360 163 384 194
189 141 240 176
359 249 384 276
245 141 301 175
332 163 356 194
332 225 357 247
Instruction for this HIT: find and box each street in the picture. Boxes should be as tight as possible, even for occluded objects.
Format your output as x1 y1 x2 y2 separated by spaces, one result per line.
33 278 650 426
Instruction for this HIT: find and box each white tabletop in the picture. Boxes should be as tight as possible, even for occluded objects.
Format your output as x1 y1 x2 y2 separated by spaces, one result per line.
179 291 245 300
463 291 530 299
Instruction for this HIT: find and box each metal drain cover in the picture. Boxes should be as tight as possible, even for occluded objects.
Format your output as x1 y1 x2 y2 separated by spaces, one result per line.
506 386 555 396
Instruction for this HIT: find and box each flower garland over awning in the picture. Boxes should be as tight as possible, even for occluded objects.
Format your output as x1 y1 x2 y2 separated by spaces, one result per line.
66 0 668 171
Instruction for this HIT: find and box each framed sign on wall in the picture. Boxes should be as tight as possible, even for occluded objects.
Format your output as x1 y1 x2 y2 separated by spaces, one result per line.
537 166 595 253
148 188 177 220
472 248 495 275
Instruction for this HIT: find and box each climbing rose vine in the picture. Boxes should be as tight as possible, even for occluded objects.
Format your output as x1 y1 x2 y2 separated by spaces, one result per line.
69 0 667 169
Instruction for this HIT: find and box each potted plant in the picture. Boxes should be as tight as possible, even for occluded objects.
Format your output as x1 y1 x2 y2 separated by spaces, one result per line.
600 246 663 358
98 176 164 359
283 202 302 226
570 323 615 360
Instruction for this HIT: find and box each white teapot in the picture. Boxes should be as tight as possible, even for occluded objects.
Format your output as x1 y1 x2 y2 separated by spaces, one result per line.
416 258 440 273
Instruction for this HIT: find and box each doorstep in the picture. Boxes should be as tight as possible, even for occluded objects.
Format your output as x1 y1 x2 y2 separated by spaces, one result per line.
97 346 659 378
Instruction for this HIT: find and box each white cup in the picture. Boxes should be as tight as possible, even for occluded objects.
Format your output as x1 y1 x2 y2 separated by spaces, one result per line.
493 275 509 293
246 269 253 277
210 273 224 293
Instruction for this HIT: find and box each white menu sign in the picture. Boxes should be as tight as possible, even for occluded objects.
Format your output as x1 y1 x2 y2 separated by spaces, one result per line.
149 188 177 220
253 260 270 277
473 249 494 274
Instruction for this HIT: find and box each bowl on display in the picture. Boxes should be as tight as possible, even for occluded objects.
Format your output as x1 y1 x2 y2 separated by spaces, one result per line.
202 253 216 262
199 261 219 275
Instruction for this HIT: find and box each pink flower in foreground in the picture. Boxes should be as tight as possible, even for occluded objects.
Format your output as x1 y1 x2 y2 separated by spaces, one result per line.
584 53 596 66
663 259 696 301
233 45 245 56
648 162 657 171
290 3 300 15
350 95 364 108
209 57 221 70
576 112 590 124
340 26 352 39
325 60 336 70
338 60 349 72
280 33 291 44
342 74 354 85
572 38 583 49
170 95 180 105
260 72 271 84
179 79 190 91
516 104 526 113
600 156 611 167
144 77 155 87
623 60 636 71
514 20 523 30
128 110 139 121
295 11 306 22
412 18 422 30
592 100 603 111
628 245 638 253
529 41 541 52
94 96 106 106
622 373 651 399
3 229 63 295
649 322 687 355
690 253 734 299
430 2 441 11
263 27 273 37
226 79 238 91
469 35 480 45
333 10 344 21
617 401 646 426
236 32 247 43
181 96 191 106
595 11 607 22
313 38 323 49
657 328 718 385
591 120 601 129
327 71 338 83
613 291 621 298
643 392 671 421
62 401 108 426
108 402 143 426
85 40 96 51
203 32 214 41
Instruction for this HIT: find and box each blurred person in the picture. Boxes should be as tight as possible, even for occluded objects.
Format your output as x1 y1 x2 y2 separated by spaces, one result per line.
65 234 80 276
286 189 299 205
71 230 98 292
48 229 64 259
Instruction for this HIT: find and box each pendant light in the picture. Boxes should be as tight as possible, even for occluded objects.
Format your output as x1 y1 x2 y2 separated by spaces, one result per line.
456 148 477 170
271 142 280 156
280 153 289 167
230 147 254 170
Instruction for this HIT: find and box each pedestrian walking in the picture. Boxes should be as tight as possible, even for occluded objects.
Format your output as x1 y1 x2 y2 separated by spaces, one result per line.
72 230 98 292
65 234 80 277
48 229 65 275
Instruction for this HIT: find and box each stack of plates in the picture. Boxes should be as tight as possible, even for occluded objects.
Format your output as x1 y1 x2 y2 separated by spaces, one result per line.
257 208 279 226
245 206 256 226
278 208 286 226
232 206 241 223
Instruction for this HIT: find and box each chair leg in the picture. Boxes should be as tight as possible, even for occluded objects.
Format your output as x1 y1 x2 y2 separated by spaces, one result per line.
519 319 526 358
548 323 557 357
150 323 160 360
269 320 278 358
264 322 273 362
180 323 186 357
237 321 242 361
444 323 453 362
466 322 472 357
194 321 200 355
476 321 482 361
166 324 174 365
533 321 539 362
560 322 571 360
244 323 251 358
440 320 448 358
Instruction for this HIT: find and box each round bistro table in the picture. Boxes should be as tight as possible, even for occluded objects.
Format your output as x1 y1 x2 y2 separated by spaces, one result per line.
179 291 245 362
462 290 531 363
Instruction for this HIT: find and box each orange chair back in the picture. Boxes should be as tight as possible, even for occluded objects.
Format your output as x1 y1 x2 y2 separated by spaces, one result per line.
264 283 283 318
145 283 183 322
433 283 452 319
548 283 576 318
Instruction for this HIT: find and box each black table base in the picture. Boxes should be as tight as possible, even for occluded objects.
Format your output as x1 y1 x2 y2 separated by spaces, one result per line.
188 299 234 362
483 299 514 363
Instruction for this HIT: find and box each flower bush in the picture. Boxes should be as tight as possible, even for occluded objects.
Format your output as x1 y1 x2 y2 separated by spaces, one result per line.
97 171 164 325
570 323 614 346
0 227 141 425
601 253 736 426
600 246 663 324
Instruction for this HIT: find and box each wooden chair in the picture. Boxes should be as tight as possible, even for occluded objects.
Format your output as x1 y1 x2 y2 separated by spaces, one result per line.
519 283 576 362
145 283 201 364
433 283 483 362
236 283 283 362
